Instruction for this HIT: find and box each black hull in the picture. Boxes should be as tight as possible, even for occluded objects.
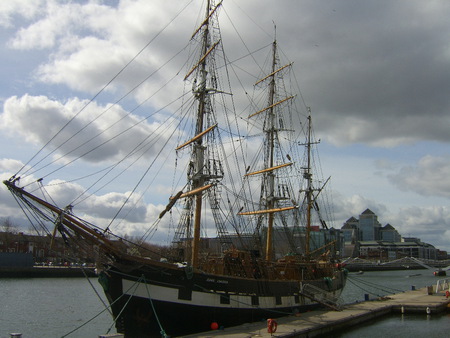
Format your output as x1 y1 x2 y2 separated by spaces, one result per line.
100 263 347 337
111 293 320 337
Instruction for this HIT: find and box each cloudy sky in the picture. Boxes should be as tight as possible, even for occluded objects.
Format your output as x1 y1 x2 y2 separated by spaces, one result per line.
1 0 450 252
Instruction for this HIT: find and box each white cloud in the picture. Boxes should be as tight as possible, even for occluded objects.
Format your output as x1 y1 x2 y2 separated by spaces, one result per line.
5 0 194 104
1 0 450 253
332 192 387 226
392 206 450 251
4 0 450 146
0 0 43 28
0 94 173 164
388 155 450 198
6 2 113 50
0 158 25 174
0 163 161 234
332 199 450 251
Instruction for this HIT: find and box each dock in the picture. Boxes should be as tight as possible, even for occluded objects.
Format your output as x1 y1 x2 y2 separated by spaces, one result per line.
185 284 450 337
0 266 97 278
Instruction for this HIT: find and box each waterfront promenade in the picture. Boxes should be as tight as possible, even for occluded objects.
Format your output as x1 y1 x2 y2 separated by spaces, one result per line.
186 285 450 337
0 265 97 278
343 257 450 272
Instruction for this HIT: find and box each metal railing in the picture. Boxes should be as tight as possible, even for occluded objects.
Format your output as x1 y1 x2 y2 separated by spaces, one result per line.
300 283 341 310
435 278 450 293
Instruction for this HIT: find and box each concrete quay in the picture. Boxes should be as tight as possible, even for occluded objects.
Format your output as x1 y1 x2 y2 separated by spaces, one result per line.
184 287 450 338
0 266 97 278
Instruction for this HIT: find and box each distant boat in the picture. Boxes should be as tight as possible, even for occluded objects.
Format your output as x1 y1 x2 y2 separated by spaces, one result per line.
434 269 446 276
3 1 347 336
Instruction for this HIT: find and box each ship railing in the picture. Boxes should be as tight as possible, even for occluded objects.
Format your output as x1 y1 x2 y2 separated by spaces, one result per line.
435 278 450 293
300 283 342 310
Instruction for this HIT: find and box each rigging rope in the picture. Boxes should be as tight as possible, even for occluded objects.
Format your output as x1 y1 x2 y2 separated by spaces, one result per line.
142 275 168 338
346 274 404 298
16 0 195 179
72 95 193 207
345 277 385 298
103 98 192 232
60 272 147 337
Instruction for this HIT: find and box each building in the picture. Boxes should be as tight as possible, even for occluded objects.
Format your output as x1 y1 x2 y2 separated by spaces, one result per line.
358 240 438 260
359 209 381 241
0 231 65 263
340 209 441 260
380 223 401 242
341 209 401 244
341 217 359 243
0 231 102 264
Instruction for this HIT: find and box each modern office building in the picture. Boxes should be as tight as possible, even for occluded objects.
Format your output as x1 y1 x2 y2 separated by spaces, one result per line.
341 216 359 243
359 209 381 241
340 209 441 259
380 223 401 242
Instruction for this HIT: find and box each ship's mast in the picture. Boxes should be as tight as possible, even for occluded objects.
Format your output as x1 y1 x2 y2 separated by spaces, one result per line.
305 109 312 256
299 107 322 258
265 39 277 261
191 0 211 268
238 32 297 261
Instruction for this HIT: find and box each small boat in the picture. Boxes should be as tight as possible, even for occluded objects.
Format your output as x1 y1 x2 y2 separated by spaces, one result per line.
434 269 446 276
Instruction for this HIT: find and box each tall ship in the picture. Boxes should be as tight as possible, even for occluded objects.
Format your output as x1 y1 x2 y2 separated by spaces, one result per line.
4 1 346 337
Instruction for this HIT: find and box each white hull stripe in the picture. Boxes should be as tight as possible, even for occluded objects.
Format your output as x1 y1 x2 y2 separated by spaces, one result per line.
122 279 341 310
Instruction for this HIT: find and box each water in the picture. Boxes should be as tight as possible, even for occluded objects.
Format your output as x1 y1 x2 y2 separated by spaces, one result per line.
334 312 450 337
338 269 450 337
0 270 448 337
341 269 441 303
0 278 114 338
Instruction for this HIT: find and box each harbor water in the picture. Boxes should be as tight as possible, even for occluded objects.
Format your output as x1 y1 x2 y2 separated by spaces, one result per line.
0 277 112 337
0 269 448 337
338 269 450 337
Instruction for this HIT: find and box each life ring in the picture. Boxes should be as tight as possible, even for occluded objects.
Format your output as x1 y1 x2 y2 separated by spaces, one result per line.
267 318 277 334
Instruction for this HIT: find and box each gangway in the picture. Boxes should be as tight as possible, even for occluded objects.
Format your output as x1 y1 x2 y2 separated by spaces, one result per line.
300 283 342 311
435 278 450 293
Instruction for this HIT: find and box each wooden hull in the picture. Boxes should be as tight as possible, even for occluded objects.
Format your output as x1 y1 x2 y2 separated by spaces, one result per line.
100 262 347 337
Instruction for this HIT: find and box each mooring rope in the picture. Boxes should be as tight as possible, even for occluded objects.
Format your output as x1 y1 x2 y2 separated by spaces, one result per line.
345 275 404 300
345 277 385 298
60 273 145 337
141 274 168 338
348 275 404 294
80 268 113 316
104 274 148 334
